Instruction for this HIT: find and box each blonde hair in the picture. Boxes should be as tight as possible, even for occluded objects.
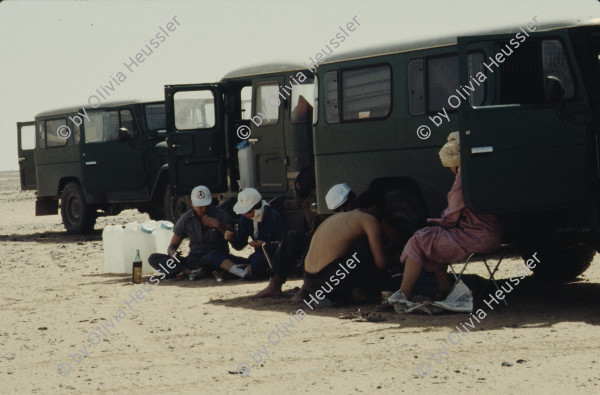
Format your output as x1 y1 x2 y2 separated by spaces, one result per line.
439 131 460 168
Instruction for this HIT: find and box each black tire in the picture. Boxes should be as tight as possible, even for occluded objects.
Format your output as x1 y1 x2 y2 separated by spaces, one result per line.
163 184 189 223
520 245 595 282
60 182 96 234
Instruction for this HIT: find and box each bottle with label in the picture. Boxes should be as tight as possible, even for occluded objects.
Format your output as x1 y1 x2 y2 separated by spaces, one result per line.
132 249 142 284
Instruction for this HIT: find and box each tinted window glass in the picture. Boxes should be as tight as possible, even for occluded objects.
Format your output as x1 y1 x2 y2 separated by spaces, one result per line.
428 55 458 112
542 40 575 99
145 104 166 131
467 52 486 106
342 65 391 120
119 110 137 139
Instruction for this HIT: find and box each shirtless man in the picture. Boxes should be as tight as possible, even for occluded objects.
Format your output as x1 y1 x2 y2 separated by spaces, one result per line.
297 183 388 308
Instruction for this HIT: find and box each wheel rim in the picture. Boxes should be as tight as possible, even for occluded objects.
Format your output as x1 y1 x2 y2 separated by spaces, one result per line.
67 193 82 224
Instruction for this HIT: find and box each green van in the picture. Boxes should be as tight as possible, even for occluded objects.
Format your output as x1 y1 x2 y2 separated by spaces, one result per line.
18 100 169 233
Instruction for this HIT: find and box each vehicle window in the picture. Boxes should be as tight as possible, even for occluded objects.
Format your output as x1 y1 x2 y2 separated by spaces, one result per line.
84 112 104 143
467 52 486 106
497 39 575 105
255 83 279 125
240 86 252 120
38 123 46 148
174 90 216 130
408 59 425 115
542 40 575 99
20 124 36 150
119 110 138 139
108 111 120 141
144 104 166 131
290 76 315 123
73 123 80 144
342 64 391 120
428 55 458 113
325 71 339 123
45 119 68 148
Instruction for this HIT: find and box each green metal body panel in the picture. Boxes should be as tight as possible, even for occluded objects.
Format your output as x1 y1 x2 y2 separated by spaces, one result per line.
22 101 167 210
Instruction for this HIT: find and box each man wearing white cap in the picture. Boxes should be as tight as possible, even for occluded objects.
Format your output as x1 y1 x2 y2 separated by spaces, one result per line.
299 183 388 308
148 185 233 278
209 188 285 279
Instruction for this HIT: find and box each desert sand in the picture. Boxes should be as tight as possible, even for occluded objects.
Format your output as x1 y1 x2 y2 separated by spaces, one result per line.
1 170 600 394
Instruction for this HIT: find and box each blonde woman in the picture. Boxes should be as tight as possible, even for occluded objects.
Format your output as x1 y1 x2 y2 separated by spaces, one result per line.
389 132 502 306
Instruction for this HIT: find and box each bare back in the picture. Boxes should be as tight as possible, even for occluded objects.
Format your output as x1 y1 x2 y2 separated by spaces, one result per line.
305 209 384 273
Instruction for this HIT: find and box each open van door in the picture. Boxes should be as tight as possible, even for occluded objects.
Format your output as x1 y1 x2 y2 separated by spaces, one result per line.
457 30 593 213
17 121 36 190
165 84 227 195
250 75 288 193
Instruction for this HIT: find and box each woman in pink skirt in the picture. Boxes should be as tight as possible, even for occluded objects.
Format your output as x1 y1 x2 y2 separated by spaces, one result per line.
389 132 502 304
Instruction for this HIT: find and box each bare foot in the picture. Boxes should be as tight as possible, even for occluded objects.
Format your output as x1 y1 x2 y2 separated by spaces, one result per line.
289 284 308 303
251 284 283 298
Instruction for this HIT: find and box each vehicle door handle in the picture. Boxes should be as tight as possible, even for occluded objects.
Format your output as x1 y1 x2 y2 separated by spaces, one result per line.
18 157 25 163
171 144 182 148
471 146 493 154
85 161 97 166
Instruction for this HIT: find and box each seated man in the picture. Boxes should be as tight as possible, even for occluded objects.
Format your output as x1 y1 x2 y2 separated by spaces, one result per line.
252 167 325 298
301 183 389 308
211 188 285 280
148 185 233 278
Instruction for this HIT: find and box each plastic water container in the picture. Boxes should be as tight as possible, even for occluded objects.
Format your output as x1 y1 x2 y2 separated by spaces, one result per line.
154 221 174 254
103 225 125 273
237 140 255 189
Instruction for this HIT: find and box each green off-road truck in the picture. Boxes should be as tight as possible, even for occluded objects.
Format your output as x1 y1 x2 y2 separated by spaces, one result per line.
17 100 173 233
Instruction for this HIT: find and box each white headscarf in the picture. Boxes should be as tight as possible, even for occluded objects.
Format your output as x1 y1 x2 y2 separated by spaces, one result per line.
252 200 268 239
439 131 460 169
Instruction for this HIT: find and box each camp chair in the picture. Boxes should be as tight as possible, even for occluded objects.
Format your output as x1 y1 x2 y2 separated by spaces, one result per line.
448 246 511 306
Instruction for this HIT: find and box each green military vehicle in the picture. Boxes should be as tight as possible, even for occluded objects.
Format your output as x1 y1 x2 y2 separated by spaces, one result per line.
164 64 315 229
309 19 600 280
17 100 171 233
165 19 600 280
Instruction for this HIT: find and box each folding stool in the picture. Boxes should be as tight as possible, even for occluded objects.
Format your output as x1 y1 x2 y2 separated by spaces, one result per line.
448 249 509 306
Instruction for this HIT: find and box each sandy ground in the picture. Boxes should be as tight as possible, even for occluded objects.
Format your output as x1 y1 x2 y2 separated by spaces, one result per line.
1 171 600 394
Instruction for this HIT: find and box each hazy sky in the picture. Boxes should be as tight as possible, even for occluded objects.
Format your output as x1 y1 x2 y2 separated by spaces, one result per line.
1 0 598 171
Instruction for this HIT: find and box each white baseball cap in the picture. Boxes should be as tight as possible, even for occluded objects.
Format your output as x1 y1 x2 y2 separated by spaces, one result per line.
234 188 262 214
191 185 212 207
326 183 352 210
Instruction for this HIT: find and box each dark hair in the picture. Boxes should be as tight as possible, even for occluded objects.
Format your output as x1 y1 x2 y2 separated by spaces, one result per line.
333 191 356 212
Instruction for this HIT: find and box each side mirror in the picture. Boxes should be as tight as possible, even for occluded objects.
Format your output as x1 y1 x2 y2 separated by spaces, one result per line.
545 75 564 104
118 127 131 141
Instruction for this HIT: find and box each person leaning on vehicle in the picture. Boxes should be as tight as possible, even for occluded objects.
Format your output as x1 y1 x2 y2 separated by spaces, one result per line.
148 185 234 278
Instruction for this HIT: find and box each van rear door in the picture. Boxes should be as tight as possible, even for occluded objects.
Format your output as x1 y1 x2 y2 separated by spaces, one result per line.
249 75 288 193
17 121 37 190
165 84 227 195
457 30 593 213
